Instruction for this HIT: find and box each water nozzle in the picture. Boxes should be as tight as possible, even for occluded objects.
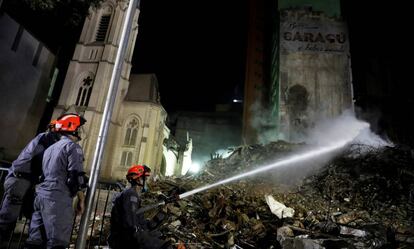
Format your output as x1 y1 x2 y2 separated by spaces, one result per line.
136 194 181 215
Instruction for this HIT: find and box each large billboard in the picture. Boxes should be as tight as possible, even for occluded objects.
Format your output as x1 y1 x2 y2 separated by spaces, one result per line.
280 11 349 54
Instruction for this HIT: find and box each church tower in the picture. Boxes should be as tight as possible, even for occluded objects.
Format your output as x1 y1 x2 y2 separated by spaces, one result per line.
52 0 167 180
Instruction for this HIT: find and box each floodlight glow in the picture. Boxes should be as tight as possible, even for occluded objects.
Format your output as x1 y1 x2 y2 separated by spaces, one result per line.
189 162 201 173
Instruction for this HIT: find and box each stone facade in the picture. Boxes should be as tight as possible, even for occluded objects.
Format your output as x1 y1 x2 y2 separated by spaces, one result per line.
52 0 168 180
277 8 353 141
162 126 192 176
243 1 353 144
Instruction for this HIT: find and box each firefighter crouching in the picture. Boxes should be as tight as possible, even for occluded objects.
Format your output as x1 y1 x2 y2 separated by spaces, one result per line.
108 165 173 249
0 120 60 242
24 113 88 249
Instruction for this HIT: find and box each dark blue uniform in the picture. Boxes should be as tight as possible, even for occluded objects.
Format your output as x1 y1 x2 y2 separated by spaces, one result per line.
109 188 169 249
109 187 147 248
0 132 59 236
26 136 84 248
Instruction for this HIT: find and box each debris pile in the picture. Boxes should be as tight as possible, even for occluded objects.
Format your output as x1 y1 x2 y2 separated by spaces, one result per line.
82 142 414 248
143 143 414 248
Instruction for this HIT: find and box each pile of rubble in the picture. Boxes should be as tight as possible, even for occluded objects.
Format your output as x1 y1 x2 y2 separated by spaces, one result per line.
82 142 414 248
142 142 414 249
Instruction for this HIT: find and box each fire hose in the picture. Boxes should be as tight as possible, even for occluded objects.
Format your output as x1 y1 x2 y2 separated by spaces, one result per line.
136 194 180 215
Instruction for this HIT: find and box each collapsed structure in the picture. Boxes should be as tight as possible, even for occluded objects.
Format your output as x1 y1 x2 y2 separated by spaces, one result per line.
79 142 413 248
243 0 353 144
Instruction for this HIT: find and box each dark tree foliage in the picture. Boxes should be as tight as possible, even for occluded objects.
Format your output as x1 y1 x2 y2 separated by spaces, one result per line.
15 0 102 26
2 0 104 51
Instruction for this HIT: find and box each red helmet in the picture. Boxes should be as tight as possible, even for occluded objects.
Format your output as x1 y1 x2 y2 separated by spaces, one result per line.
126 165 151 181
55 113 86 132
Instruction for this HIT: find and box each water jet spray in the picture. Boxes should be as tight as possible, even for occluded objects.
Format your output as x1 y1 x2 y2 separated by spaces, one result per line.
136 120 370 214
179 138 348 199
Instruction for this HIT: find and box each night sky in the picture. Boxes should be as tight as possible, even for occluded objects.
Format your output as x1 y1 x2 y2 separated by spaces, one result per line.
2 0 413 144
341 1 412 143
131 0 412 115
130 0 413 144
131 0 248 112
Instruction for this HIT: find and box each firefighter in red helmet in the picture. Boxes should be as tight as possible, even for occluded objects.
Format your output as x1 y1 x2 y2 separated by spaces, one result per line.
25 113 87 249
108 165 172 249
126 164 151 189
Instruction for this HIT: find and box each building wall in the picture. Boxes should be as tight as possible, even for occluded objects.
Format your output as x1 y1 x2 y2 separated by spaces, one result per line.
242 0 266 144
277 8 352 141
162 126 178 177
268 1 280 143
109 102 166 181
243 0 352 144
0 13 55 159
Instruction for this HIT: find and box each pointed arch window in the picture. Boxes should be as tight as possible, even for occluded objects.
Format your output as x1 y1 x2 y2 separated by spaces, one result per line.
75 76 94 106
124 118 138 146
120 151 133 166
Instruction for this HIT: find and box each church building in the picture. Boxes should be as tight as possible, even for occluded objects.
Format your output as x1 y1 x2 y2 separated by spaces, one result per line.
51 0 171 180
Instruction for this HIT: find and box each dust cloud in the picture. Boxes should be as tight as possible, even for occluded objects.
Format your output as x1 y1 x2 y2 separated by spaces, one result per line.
265 110 392 186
